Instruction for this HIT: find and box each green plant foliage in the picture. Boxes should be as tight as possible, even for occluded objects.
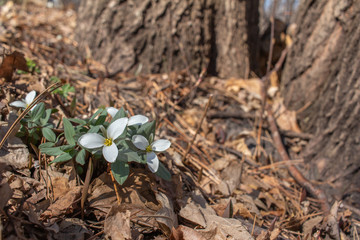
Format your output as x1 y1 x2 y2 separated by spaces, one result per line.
75 149 86 165
12 90 172 187
50 76 75 98
155 162 171 181
111 160 129 185
41 127 56 142
63 118 76 145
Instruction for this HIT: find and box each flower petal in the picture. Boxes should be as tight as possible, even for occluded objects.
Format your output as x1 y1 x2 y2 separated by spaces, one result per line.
107 117 128 139
9 101 27 108
146 152 159 173
128 115 149 126
106 107 118 118
132 135 149 150
151 139 171 152
25 90 36 105
78 133 105 149
102 143 118 163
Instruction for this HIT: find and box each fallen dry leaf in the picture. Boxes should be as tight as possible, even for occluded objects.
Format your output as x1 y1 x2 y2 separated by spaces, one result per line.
0 179 12 209
104 206 131 240
302 216 323 239
155 192 178 236
41 186 81 219
0 141 30 169
179 190 217 228
198 217 254 240
170 225 207 240
225 78 263 99
0 50 28 81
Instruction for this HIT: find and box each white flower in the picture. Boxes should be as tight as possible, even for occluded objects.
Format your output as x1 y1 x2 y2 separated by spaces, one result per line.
10 90 37 110
78 118 128 163
106 107 148 126
131 135 171 173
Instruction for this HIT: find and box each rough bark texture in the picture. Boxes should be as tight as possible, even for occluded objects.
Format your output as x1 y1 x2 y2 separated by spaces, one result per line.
75 0 259 78
281 0 360 203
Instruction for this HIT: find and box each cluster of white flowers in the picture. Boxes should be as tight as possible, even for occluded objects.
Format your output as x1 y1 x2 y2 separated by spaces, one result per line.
78 107 171 173
10 91 171 174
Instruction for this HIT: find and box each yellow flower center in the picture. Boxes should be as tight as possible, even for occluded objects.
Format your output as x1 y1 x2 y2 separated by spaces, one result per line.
104 138 113 146
146 145 152 152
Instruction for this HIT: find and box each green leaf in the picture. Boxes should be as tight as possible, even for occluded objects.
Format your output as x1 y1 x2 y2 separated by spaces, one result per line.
60 144 76 151
137 120 156 140
50 76 60 83
40 109 52 126
89 108 105 124
117 149 145 163
76 165 83 174
68 118 87 125
111 161 129 185
75 149 86 165
155 162 171 181
31 102 45 122
95 110 108 125
111 107 127 123
88 125 101 133
39 142 55 148
40 147 64 156
41 127 56 142
51 151 75 164
63 118 76 145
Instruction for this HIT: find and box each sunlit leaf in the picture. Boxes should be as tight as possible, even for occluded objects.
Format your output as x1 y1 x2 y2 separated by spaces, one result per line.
51 150 75 164
42 127 56 142
117 149 145 163
63 118 76 145
31 102 45 122
40 146 64 156
136 120 156 140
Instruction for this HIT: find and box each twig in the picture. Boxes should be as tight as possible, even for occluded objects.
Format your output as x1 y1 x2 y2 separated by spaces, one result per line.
0 82 62 149
109 164 121 206
87 230 104 240
81 157 93 219
182 94 213 163
267 107 330 215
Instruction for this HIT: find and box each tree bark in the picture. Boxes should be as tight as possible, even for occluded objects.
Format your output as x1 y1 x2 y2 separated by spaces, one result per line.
281 0 360 202
75 0 259 78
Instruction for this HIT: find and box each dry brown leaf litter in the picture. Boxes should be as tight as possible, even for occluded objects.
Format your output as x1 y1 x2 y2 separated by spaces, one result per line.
0 2 358 240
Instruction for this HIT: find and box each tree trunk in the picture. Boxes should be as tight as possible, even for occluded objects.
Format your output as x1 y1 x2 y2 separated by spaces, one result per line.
75 0 259 78
281 0 360 203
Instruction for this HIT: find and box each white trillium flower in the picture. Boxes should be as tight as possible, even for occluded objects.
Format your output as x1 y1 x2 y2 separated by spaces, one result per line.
78 118 128 163
10 90 37 110
106 107 148 126
131 135 171 173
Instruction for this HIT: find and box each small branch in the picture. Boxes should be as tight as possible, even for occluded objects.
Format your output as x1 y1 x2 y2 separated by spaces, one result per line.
81 157 93 219
109 165 121 206
182 95 213 163
267 107 330 215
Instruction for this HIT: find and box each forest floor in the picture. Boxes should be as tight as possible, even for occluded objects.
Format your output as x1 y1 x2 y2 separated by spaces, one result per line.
0 2 359 240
